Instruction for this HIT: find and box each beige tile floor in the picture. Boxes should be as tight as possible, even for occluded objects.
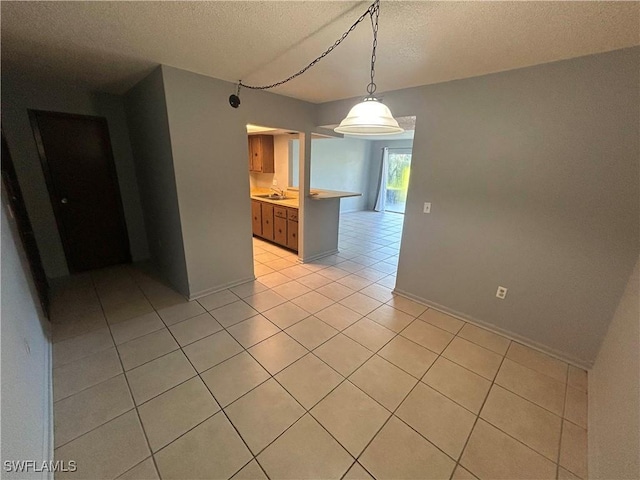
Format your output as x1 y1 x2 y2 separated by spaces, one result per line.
51 211 588 480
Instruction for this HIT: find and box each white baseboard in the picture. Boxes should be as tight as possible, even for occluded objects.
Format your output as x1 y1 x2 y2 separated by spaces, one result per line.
393 288 593 370
188 276 256 300
339 207 366 214
44 331 53 479
301 249 340 263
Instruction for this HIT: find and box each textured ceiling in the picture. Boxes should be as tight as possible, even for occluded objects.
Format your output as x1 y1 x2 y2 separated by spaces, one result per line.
2 1 638 103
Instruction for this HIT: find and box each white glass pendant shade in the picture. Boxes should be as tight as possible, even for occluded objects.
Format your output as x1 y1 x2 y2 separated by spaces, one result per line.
334 98 404 135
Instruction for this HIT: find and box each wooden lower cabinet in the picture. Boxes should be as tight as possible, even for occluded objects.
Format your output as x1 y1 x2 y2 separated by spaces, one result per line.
287 219 298 251
252 200 298 252
251 201 262 236
261 203 274 240
274 216 287 245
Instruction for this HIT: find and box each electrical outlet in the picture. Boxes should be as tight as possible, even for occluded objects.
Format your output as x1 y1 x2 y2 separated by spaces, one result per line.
423 202 431 214
272 178 278 186
496 286 508 299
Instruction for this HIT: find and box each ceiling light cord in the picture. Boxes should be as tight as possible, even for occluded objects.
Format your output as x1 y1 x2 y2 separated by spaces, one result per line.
229 0 380 107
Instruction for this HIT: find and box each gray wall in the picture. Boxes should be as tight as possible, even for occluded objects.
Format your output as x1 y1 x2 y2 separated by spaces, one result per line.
291 136 376 212
368 139 415 210
159 66 317 297
317 47 640 366
309 137 372 213
1 72 149 278
1 194 52 479
588 256 639 479
125 68 189 296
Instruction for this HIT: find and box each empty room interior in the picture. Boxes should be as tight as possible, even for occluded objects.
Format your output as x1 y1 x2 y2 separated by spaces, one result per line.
1 1 639 480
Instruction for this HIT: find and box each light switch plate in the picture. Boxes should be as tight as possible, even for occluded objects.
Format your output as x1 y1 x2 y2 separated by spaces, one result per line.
423 202 431 214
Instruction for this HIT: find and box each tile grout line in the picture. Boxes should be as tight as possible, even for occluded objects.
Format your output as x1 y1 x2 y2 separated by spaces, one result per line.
556 366 570 479
58 214 578 480
161 248 404 478
247 288 443 479
128 266 270 480
218 234 407 477
91 234 432 476
346 323 463 477
61 289 496 411
447 349 509 479
89 268 163 480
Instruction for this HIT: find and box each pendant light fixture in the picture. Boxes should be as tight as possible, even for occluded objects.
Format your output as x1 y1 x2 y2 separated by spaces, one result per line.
229 0 402 136
334 1 403 136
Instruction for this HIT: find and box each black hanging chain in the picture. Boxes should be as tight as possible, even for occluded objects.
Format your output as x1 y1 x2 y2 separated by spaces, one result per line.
237 0 380 92
366 0 380 97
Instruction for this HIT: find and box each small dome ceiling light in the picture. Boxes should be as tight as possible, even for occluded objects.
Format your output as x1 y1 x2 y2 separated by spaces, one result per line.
334 1 403 136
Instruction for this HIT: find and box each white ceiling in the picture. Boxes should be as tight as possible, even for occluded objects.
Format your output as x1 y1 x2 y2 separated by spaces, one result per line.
2 1 638 103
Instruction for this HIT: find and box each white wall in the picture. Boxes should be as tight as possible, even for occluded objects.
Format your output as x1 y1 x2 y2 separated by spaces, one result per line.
1 71 149 277
291 139 300 187
317 47 640 366
1 193 52 479
588 256 640 479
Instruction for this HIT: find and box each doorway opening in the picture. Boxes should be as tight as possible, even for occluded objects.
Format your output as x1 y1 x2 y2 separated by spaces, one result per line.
2 130 50 315
246 124 301 277
384 148 412 214
372 115 416 215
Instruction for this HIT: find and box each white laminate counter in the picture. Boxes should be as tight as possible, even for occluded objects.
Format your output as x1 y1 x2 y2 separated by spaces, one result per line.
286 188 362 200
308 189 361 200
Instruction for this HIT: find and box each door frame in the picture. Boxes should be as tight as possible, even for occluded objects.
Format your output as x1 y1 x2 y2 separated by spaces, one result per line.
28 109 132 272
384 147 413 214
2 129 50 316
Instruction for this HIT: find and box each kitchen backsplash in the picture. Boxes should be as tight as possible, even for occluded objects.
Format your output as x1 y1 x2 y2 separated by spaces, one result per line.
249 171 280 190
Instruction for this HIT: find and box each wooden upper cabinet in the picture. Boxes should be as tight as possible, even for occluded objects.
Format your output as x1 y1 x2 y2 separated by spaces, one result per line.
248 135 274 173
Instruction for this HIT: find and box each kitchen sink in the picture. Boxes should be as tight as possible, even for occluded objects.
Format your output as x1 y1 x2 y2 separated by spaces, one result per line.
254 194 288 200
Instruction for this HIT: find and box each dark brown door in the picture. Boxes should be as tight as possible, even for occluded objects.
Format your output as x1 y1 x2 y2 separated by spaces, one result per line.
1 130 49 316
30 111 131 273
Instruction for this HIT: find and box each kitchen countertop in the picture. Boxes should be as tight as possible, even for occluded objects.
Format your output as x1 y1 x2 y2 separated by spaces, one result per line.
307 189 361 200
250 194 299 208
250 187 361 207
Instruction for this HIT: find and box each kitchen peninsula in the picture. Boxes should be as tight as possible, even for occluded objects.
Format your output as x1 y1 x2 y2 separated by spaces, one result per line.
250 187 360 259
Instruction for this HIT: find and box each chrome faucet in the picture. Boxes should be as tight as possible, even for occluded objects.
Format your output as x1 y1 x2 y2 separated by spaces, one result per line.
270 186 285 196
